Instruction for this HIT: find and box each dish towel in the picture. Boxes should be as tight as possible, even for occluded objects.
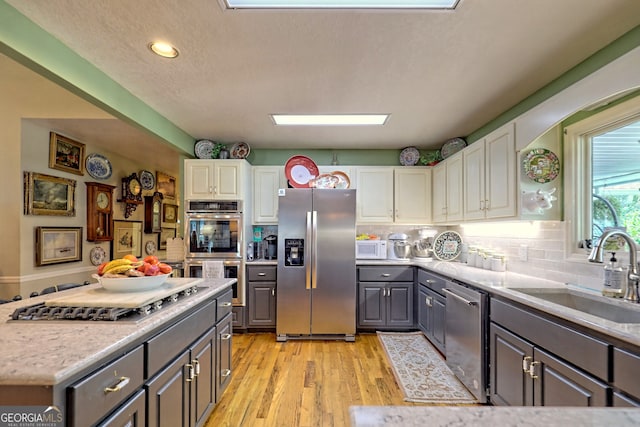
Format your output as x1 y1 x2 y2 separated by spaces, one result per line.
202 260 224 279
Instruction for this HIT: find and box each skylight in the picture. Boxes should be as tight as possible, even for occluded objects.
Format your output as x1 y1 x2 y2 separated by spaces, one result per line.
224 0 458 9
271 114 389 125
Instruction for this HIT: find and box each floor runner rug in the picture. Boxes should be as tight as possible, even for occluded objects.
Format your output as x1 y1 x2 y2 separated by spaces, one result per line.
377 331 478 404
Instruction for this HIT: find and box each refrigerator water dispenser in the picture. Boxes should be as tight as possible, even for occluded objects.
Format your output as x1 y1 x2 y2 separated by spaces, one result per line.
284 239 304 266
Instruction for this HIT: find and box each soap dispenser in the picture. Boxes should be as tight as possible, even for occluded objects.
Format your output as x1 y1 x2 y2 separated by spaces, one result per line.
602 252 626 297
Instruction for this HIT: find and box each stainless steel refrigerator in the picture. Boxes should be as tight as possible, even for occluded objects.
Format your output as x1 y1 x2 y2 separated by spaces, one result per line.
276 188 356 342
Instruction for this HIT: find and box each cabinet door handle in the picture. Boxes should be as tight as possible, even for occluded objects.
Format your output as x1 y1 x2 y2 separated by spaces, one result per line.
221 333 232 340
185 364 195 382
485 199 490 210
221 369 231 377
425 296 433 307
104 376 130 393
528 361 540 379
258 272 266 276
220 302 232 307
522 356 532 373
271 289 275 297
193 359 201 377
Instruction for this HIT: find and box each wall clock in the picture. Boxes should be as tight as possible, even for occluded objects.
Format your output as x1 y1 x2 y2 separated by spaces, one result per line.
119 173 143 218
85 182 116 241
144 191 164 233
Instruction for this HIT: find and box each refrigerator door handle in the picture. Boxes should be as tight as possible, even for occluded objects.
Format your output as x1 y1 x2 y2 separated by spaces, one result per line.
312 210 318 288
305 211 312 290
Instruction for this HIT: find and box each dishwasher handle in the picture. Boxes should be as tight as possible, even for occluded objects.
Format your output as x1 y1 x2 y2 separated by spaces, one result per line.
443 288 478 306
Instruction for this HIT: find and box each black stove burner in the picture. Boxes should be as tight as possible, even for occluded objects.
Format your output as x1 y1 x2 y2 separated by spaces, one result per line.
10 285 200 321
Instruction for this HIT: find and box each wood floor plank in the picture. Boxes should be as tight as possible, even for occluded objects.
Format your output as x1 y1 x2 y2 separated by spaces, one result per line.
205 332 426 427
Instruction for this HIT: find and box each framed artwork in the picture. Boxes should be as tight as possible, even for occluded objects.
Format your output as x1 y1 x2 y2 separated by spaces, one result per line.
159 227 177 250
24 172 76 216
163 203 178 223
35 226 83 266
49 132 85 176
112 220 142 259
156 171 176 199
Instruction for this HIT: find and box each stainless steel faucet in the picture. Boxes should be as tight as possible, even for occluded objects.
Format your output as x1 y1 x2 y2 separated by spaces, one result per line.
588 229 640 302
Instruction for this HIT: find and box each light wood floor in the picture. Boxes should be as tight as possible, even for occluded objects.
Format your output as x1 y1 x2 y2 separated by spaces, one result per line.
205 332 425 427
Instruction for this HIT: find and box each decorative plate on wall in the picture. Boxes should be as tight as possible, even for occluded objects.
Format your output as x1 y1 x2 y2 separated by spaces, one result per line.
89 246 106 266
194 139 215 159
399 146 420 166
440 137 467 159
523 148 560 183
284 155 319 188
85 153 113 180
230 142 251 159
139 170 155 190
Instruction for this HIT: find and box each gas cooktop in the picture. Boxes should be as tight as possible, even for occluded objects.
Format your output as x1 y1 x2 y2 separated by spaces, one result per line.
10 281 203 322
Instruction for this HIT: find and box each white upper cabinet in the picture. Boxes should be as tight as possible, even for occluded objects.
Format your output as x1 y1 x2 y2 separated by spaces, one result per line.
463 122 516 220
394 167 431 224
252 166 286 224
184 159 248 200
432 152 463 224
356 167 394 223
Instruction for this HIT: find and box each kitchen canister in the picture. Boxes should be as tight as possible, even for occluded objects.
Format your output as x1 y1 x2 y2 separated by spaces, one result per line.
491 254 507 272
475 250 485 268
482 251 493 270
467 248 478 266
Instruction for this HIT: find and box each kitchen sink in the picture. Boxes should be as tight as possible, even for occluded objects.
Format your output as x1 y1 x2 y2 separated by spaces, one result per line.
509 287 640 324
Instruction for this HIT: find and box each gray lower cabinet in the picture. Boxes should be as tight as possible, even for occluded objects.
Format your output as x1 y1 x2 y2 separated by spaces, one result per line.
232 306 246 330
357 266 414 329
67 288 233 426
417 269 447 354
247 265 277 328
490 299 610 407
613 347 640 406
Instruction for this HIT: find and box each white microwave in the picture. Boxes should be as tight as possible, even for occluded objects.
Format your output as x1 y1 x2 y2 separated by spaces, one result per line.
356 240 388 259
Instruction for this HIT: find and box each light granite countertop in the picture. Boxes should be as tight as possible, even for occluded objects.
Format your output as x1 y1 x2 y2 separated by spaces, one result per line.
0 277 234 386
358 259 640 348
350 406 640 426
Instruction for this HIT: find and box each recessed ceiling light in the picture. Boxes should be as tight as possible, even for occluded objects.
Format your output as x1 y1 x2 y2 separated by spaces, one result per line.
223 0 458 9
148 42 179 58
271 114 389 125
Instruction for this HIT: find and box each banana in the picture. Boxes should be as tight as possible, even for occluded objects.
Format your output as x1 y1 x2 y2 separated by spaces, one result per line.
103 264 135 275
101 259 132 275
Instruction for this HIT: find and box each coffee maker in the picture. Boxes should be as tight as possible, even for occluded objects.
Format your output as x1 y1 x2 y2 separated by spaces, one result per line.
264 235 278 260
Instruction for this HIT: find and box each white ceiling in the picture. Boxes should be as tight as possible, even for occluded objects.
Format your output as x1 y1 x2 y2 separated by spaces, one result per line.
6 0 640 155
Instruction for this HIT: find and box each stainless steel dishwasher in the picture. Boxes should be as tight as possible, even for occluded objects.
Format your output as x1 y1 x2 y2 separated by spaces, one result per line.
443 280 489 403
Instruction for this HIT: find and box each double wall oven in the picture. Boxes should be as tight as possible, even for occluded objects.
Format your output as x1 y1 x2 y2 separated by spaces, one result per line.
184 200 245 306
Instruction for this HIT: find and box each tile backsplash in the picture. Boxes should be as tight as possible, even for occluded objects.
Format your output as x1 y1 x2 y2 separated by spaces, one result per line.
357 220 640 293
455 221 607 291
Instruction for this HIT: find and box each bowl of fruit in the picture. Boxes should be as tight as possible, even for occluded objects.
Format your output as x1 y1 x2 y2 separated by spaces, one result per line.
94 255 173 292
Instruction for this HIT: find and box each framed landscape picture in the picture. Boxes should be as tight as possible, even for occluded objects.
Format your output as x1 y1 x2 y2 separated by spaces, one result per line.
24 171 76 216
35 226 83 266
112 220 142 259
49 132 85 176
156 171 176 199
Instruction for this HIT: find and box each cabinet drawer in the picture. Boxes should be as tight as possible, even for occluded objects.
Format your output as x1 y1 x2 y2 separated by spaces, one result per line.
98 389 146 427
146 300 216 376
491 299 610 381
217 288 233 322
417 268 447 295
358 266 413 282
614 347 640 400
69 345 144 427
247 265 277 281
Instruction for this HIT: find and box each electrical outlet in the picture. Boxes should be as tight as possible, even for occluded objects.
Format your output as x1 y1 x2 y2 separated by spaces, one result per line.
519 245 528 261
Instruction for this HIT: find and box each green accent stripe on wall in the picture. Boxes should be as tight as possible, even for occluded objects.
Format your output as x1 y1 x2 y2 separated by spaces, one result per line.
466 24 640 144
0 0 194 154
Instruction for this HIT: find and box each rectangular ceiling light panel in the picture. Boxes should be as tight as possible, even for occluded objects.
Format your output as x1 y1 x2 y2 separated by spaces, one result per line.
224 0 458 9
271 114 389 125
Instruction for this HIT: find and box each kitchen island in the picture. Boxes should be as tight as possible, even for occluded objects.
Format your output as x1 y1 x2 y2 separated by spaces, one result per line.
0 277 235 426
